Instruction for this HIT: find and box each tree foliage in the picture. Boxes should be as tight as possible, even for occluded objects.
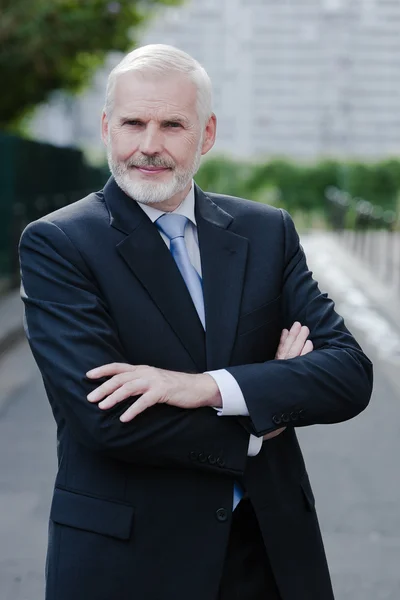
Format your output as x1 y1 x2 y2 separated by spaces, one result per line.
0 0 180 128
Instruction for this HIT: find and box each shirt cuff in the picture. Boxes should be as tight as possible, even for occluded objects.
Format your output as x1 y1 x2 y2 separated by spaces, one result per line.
206 369 263 458
248 434 263 457
206 369 249 416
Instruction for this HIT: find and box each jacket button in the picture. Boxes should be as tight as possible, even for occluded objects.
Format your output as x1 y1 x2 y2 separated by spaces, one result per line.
282 413 290 423
189 451 198 461
216 508 228 522
198 452 207 463
217 457 226 468
290 411 299 421
272 415 282 425
208 454 216 465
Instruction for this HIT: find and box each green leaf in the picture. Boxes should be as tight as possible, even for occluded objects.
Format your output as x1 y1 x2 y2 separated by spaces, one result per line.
1 0 183 129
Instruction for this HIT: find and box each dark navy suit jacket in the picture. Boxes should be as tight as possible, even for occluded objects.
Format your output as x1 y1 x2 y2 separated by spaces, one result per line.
19 178 373 600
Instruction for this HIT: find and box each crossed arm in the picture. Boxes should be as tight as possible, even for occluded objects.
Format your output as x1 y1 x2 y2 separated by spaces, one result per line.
87 321 313 443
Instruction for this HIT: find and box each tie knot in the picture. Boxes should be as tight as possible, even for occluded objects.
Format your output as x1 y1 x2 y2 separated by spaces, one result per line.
156 213 189 241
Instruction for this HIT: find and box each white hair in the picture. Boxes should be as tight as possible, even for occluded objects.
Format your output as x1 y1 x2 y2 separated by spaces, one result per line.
104 44 213 126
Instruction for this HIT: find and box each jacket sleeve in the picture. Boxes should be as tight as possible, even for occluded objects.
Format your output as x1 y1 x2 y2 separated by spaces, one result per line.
227 209 373 437
19 219 249 475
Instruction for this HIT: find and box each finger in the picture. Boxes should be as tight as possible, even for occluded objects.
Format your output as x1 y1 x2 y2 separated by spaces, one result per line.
87 372 134 402
287 326 310 359
263 427 286 440
300 340 314 356
120 390 160 422
86 362 137 379
276 325 297 359
277 321 302 358
275 329 289 359
97 379 149 409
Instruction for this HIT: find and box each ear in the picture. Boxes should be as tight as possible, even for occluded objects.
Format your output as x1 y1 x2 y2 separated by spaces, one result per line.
201 114 217 156
101 112 109 146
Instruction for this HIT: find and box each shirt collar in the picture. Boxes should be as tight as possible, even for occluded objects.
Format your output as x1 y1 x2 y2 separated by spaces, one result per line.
136 182 196 225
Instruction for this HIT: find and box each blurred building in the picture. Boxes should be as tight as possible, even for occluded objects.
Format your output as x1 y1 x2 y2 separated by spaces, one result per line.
31 0 400 160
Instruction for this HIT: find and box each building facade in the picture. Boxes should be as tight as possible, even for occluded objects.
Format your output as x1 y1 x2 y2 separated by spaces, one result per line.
31 0 400 160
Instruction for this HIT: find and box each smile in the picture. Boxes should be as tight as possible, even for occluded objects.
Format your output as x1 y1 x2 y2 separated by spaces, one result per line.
134 167 171 175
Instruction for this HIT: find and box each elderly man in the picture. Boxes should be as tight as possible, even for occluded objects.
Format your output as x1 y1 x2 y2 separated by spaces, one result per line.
19 44 372 600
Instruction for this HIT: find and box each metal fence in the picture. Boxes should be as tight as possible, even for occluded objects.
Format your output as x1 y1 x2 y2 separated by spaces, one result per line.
0 132 107 288
325 186 400 294
6 189 97 289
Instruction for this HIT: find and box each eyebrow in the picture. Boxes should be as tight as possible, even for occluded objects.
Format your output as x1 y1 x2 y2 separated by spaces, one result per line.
163 116 189 125
119 115 190 126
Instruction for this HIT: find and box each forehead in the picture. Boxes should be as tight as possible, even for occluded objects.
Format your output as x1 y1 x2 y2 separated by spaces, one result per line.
113 70 198 119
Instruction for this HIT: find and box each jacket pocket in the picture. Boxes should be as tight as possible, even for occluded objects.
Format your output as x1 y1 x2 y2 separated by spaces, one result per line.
237 295 282 336
50 487 135 540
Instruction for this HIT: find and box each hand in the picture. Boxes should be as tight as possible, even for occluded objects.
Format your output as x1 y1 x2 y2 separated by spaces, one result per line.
263 322 313 441
86 364 220 422
275 321 313 360
263 427 287 441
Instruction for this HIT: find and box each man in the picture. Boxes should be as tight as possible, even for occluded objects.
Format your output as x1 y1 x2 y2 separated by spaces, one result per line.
19 44 372 600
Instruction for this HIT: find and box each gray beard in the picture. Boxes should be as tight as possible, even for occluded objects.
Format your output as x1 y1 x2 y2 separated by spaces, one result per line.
107 144 203 205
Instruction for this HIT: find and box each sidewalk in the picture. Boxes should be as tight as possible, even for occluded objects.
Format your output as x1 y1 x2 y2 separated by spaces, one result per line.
302 231 400 395
0 288 35 414
0 288 24 357
302 232 399 332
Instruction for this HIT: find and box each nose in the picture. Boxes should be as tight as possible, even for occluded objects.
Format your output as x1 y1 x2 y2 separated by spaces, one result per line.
139 123 163 156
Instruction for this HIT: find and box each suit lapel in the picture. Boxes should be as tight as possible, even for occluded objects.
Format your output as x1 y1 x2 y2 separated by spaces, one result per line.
104 178 206 371
195 186 248 370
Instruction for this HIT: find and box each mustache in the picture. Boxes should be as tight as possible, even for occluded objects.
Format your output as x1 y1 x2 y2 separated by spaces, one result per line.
125 155 176 169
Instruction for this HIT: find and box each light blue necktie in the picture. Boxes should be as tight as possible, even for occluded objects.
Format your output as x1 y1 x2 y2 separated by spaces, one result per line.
156 213 243 510
156 214 205 327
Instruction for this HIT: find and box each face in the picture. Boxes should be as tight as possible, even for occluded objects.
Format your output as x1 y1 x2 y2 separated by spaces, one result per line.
102 70 216 210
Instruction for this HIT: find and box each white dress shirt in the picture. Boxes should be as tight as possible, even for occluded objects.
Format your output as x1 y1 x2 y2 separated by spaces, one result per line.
137 184 263 457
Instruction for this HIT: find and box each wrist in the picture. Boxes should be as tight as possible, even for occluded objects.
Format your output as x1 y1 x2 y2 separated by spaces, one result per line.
197 374 222 408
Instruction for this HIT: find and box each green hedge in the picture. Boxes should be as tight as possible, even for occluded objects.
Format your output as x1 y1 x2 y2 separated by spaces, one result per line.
196 156 400 227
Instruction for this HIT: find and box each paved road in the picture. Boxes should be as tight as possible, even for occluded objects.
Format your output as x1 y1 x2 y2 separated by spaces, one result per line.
0 240 399 599
0 342 56 600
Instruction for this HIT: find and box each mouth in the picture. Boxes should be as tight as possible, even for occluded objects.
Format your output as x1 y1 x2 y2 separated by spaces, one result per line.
133 166 171 175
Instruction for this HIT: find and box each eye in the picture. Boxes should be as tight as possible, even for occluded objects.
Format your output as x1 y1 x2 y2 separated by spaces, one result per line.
124 120 143 126
164 121 182 128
